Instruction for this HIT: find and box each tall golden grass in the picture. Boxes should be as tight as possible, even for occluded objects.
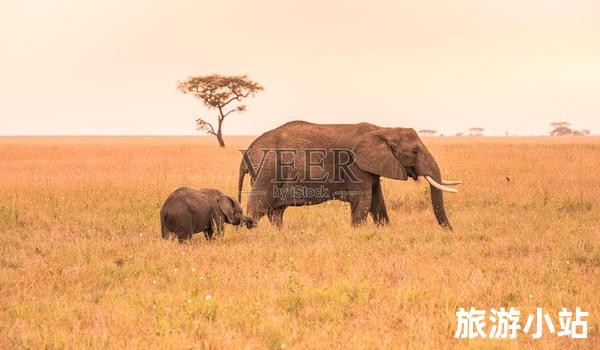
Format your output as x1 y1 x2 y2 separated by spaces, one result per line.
1 136 598 349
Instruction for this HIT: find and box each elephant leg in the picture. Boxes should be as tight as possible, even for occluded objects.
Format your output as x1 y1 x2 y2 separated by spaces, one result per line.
203 216 222 241
176 217 194 243
203 223 214 240
216 221 224 235
369 179 390 226
177 229 193 243
350 193 372 226
268 206 286 228
248 207 267 225
212 216 225 237
247 190 268 223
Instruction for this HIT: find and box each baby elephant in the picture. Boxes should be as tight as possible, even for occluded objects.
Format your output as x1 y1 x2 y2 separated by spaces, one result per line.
160 188 255 241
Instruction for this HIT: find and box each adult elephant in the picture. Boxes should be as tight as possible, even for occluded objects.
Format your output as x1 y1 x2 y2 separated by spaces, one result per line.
237 121 461 229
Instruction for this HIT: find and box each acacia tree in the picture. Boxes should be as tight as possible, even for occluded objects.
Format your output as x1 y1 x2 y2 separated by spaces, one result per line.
550 121 570 129
177 74 263 147
549 121 573 136
469 127 484 136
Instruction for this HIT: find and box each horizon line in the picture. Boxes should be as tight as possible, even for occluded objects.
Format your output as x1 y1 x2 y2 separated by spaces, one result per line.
1 134 598 137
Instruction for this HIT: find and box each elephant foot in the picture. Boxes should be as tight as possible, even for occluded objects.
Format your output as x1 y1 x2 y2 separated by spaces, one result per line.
372 216 390 226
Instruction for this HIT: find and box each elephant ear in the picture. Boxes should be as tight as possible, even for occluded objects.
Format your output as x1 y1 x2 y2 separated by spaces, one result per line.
353 129 408 180
217 195 237 223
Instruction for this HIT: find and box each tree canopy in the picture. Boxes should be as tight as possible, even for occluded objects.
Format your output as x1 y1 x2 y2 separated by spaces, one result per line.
177 74 263 147
468 127 484 136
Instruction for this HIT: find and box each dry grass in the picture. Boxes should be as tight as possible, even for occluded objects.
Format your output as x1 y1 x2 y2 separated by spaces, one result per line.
1 136 599 349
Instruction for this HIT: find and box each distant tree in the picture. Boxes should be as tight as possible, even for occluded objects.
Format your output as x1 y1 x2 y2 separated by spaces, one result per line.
549 121 573 136
468 127 484 136
455 132 464 137
550 126 573 136
177 74 263 147
573 130 584 136
418 129 437 136
582 129 591 135
549 121 574 136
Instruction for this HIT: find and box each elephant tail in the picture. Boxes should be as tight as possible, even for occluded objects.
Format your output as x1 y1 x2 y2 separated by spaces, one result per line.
237 159 247 203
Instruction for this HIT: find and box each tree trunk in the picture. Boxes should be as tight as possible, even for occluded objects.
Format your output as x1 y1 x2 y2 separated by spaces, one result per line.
216 118 225 147
216 132 225 147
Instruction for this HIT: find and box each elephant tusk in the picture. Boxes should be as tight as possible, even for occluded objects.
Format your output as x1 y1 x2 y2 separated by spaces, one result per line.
442 180 463 186
425 176 458 193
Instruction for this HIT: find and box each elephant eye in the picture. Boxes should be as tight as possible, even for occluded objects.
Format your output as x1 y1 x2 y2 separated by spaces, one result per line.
412 147 420 155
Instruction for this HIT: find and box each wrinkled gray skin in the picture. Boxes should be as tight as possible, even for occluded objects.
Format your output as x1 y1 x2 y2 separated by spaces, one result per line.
238 121 452 230
161 188 255 242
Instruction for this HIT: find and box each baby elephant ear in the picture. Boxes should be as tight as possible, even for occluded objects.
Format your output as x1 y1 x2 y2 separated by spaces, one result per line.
217 195 237 223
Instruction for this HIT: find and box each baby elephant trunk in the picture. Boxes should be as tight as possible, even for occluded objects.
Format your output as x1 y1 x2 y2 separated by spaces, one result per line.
243 216 257 229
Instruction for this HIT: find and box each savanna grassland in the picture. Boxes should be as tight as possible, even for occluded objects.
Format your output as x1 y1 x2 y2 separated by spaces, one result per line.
1 136 599 349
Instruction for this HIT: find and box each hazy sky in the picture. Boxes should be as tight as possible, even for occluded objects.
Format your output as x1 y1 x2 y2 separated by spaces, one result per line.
1 0 599 136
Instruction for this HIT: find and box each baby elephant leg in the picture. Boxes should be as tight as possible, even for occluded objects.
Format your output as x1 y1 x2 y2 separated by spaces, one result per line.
204 217 223 240
203 219 214 240
177 229 193 243
175 216 194 243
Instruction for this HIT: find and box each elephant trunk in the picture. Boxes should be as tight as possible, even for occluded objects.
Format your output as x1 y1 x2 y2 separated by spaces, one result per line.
243 215 257 229
419 152 452 230
237 159 246 203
